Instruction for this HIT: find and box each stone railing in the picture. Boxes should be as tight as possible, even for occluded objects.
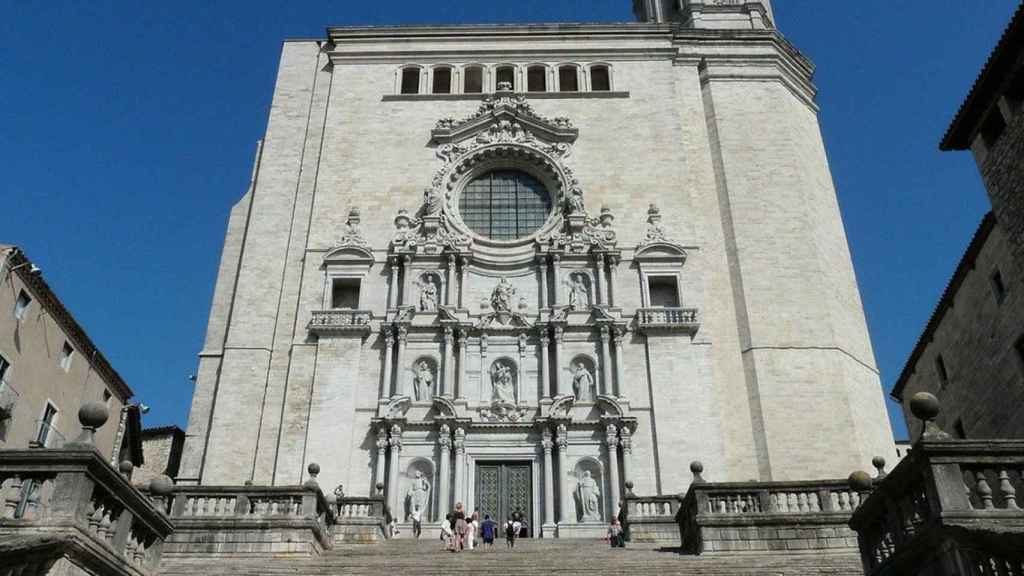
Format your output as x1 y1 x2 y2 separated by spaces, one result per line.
848 393 1024 576
674 462 861 554
0 403 174 576
333 493 387 544
624 490 682 543
164 469 336 558
307 309 373 336
635 307 700 334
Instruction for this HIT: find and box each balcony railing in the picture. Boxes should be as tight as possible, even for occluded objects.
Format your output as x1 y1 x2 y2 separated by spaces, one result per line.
636 307 700 334
308 309 373 336
0 379 18 420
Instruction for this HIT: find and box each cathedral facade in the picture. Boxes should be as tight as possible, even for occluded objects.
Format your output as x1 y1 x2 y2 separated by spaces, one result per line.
178 0 896 537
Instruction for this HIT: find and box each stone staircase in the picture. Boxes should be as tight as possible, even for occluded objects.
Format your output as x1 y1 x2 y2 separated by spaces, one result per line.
160 538 863 576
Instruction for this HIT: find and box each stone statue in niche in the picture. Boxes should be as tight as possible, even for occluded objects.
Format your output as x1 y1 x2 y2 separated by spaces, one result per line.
406 470 431 521
572 362 595 401
490 360 517 406
422 187 442 216
412 361 435 401
417 275 439 312
565 274 589 310
567 187 586 215
490 277 516 313
576 470 601 522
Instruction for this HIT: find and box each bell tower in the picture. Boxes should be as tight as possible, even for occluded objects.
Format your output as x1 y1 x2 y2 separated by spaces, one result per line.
634 0 775 29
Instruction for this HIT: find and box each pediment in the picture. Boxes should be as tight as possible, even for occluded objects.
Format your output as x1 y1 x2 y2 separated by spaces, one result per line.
323 245 374 265
432 89 578 148
635 242 688 262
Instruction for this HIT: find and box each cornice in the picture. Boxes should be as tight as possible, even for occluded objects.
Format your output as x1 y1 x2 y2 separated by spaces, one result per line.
326 23 675 42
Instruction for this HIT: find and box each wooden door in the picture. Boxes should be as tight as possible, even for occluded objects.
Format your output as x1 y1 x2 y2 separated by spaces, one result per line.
475 462 533 536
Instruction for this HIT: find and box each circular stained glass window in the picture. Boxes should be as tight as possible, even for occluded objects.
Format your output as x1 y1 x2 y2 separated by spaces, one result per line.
459 170 553 241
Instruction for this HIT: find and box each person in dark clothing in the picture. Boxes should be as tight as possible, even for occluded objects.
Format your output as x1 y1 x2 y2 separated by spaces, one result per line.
504 516 516 548
481 514 497 547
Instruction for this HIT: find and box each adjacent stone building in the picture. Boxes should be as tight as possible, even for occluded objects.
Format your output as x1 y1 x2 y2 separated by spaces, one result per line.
135 426 185 486
179 0 896 537
0 246 137 460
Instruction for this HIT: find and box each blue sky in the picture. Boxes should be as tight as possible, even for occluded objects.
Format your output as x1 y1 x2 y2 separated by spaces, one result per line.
1 1 1018 440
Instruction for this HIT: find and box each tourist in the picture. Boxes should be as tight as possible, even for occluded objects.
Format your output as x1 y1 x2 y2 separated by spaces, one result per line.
511 516 522 547
504 516 516 548
519 517 529 539
442 513 455 551
607 518 625 548
481 514 497 548
453 502 468 551
411 506 423 539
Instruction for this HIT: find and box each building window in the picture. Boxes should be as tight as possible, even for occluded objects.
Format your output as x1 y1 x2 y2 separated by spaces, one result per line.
991 268 1007 305
59 342 74 372
36 403 58 447
559 66 579 92
527 66 547 92
14 290 31 320
935 354 949 389
432 67 452 94
496 66 515 89
400 68 421 95
459 170 552 241
591 65 611 91
464 67 484 94
331 278 361 309
648 276 680 308
102 389 112 405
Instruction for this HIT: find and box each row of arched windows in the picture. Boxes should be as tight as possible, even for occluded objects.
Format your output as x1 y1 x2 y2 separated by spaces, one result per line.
396 63 615 95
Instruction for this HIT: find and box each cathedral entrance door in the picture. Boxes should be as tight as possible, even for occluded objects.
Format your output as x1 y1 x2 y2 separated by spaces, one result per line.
475 462 533 537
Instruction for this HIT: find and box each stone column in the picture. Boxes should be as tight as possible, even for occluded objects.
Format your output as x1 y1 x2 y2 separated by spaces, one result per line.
542 428 555 532
620 426 633 487
388 424 403 517
537 255 548 308
459 256 469 309
437 424 452 514
556 423 570 523
539 331 551 401
395 326 408 397
457 329 468 401
382 328 395 397
600 326 613 397
605 424 621 518
375 426 388 490
595 253 606 306
387 257 399 309
401 255 413 307
552 254 562 306
607 255 619 308
453 427 466 507
446 254 457 307
553 326 566 396
443 327 454 398
613 328 627 400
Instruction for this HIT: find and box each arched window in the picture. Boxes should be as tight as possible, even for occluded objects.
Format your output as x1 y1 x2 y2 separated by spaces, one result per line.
459 170 552 240
432 67 452 94
496 65 515 90
590 65 611 92
558 66 579 92
527 66 547 92
400 67 421 94
464 66 484 94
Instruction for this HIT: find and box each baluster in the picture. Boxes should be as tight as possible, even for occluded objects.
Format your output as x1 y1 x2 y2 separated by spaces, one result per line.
975 471 995 510
998 469 1018 510
663 502 671 516
788 493 798 513
809 492 821 512
88 502 104 534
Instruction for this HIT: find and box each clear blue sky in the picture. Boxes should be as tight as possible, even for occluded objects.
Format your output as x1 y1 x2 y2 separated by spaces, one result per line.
1 1 1018 440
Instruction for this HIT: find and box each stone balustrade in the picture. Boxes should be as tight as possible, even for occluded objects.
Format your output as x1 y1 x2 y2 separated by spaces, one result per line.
848 393 1024 576
0 403 174 576
163 470 337 558
307 309 373 335
635 307 700 333
624 492 682 543
333 494 387 544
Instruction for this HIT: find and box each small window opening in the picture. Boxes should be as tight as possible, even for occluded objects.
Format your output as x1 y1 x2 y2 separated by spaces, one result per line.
102 389 112 405
464 67 483 94
36 403 58 446
0 354 9 382
991 268 1007 304
496 66 515 89
979 108 1007 149
648 277 680 308
559 66 579 92
59 342 74 372
332 278 361 310
954 419 967 439
935 354 949 389
400 68 421 95
14 290 31 320
527 66 547 92
591 66 611 91
432 68 452 94
1014 335 1024 373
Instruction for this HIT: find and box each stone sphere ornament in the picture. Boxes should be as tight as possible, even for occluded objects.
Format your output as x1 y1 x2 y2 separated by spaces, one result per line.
118 460 134 476
375 482 385 495
308 463 321 477
909 392 941 422
848 470 873 494
149 475 174 498
79 401 110 430
690 461 706 483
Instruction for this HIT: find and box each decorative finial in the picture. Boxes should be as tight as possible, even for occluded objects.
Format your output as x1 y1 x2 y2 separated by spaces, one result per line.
67 401 110 448
375 482 385 496
304 462 321 490
848 470 873 498
149 474 175 514
910 392 951 441
872 456 887 481
118 460 134 478
690 461 706 484
624 480 635 497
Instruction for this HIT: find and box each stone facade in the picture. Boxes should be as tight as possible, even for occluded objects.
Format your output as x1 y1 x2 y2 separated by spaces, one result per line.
135 426 185 486
178 2 895 537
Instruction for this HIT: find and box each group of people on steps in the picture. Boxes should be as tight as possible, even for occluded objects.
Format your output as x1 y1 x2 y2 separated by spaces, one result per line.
438 503 531 551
